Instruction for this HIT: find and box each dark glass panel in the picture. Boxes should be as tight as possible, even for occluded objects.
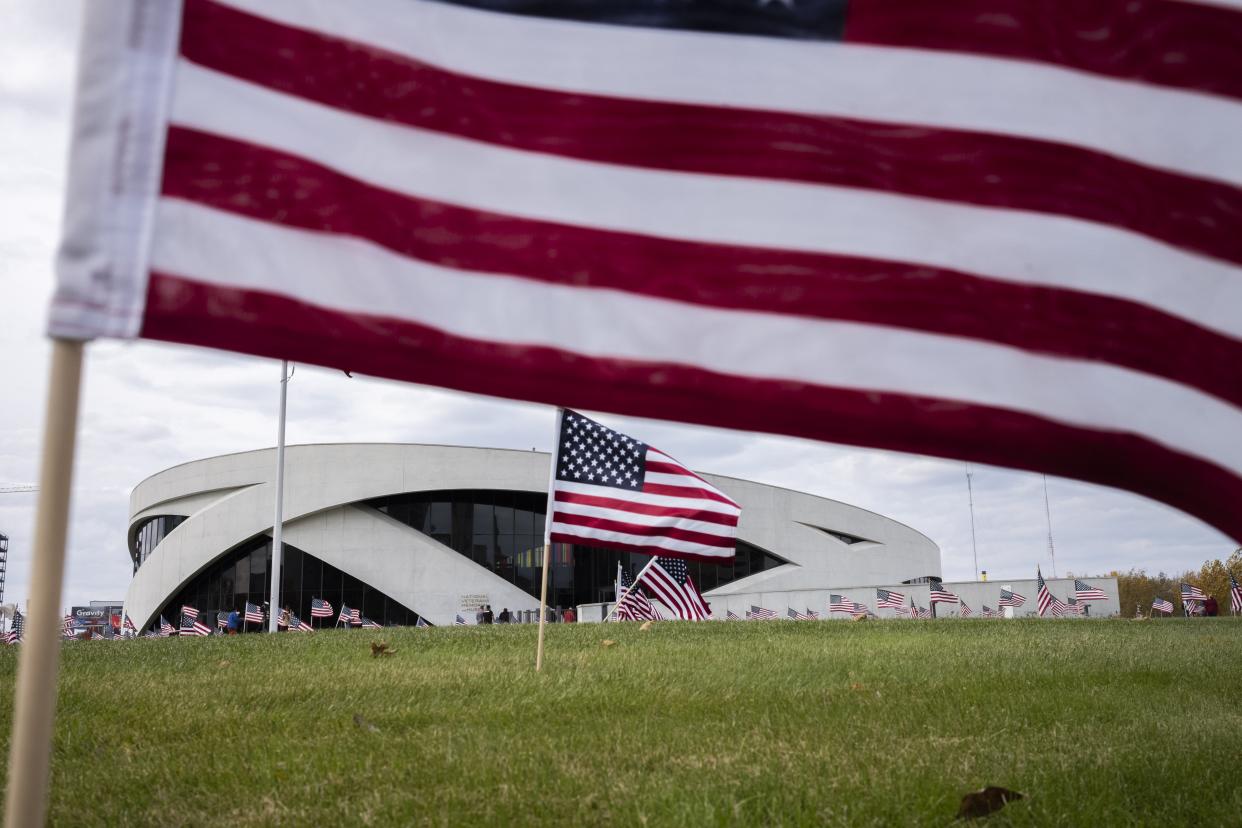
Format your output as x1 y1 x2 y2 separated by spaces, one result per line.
360 490 789 608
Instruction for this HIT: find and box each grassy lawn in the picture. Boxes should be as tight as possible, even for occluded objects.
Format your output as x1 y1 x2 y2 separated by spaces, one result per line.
0 618 1239 826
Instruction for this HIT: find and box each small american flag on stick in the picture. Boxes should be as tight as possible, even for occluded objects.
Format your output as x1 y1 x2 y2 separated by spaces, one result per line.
549 411 740 563
999 589 1027 608
725 609 740 621
746 606 776 620
310 598 333 618
828 595 854 614
1230 573 1242 615
635 557 711 621
1073 580 1108 601
1152 596 1174 614
959 601 973 618
244 602 265 624
1180 582 1208 602
929 581 959 605
876 589 906 610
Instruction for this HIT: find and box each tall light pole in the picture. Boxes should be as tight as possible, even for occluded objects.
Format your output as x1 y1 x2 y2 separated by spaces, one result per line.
268 361 291 632
965 463 979 581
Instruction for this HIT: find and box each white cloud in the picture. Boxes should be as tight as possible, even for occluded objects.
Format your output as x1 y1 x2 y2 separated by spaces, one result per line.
0 0 1233 614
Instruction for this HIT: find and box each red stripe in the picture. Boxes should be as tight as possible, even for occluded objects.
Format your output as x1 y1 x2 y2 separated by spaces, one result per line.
640 481 740 508
846 0 1242 103
550 511 735 548
160 129 1242 410
644 453 714 488
553 491 738 527
140 273 1242 544
643 460 735 503
179 0 1241 266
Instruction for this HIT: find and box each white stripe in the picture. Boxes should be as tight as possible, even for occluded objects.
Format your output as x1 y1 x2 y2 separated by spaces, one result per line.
171 63 1242 342
554 481 740 515
549 522 734 556
216 0 1242 187
150 199 1242 477
552 503 736 538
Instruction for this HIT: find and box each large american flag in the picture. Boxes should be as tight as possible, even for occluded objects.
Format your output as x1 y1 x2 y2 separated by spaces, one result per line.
1152 596 1174 615
998 589 1027 608
1231 573 1242 615
635 557 711 621
310 598 333 618
1073 580 1108 602
48 0 1242 549
549 411 740 562
876 589 905 610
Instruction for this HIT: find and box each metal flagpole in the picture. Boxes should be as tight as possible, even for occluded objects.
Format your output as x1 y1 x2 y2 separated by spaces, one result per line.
535 408 565 672
4 339 84 828
605 557 659 622
268 361 290 632
1042 474 1057 578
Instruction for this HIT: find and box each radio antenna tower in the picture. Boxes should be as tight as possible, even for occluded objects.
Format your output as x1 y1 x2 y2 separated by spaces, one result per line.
1042 475 1057 578
965 463 979 581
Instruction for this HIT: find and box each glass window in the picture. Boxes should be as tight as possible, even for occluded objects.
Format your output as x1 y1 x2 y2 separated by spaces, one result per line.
360 490 789 609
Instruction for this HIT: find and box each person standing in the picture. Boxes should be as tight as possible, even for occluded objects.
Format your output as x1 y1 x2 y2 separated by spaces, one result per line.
562 606 576 623
226 609 240 635
497 607 511 624
482 605 494 624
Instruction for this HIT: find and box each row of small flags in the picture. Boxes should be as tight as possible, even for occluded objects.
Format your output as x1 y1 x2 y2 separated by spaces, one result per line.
14 572 1239 642
631 575 1120 622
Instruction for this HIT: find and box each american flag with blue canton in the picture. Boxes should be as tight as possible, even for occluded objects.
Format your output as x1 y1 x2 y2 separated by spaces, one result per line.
746 605 776 620
1074 579 1108 601
876 588 906 610
929 580 959 605
244 602 265 624
310 598 333 618
1231 572 1242 615
634 556 711 620
550 411 740 563
1152 596 1174 614
999 588 1026 608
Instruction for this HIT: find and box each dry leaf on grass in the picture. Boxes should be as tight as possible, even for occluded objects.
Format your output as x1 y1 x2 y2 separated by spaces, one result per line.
601 639 616 648
369 640 397 657
955 786 1024 820
639 621 654 632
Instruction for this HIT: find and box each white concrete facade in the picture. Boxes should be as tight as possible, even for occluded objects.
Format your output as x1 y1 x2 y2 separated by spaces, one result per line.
124 444 941 628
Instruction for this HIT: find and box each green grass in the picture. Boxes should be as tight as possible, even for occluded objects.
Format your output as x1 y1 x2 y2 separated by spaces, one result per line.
1 619 1240 826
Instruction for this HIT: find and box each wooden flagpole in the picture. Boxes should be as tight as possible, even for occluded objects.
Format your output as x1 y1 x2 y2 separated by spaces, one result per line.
535 408 565 672
4 339 84 828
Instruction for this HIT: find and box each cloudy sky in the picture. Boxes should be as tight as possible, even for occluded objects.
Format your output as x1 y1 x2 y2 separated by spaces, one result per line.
1 1 1234 612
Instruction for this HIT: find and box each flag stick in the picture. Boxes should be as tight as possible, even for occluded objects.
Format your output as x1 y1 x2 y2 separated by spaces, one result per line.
535 408 565 672
268 360 290 631
604 557 659 623
4 338 84 828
